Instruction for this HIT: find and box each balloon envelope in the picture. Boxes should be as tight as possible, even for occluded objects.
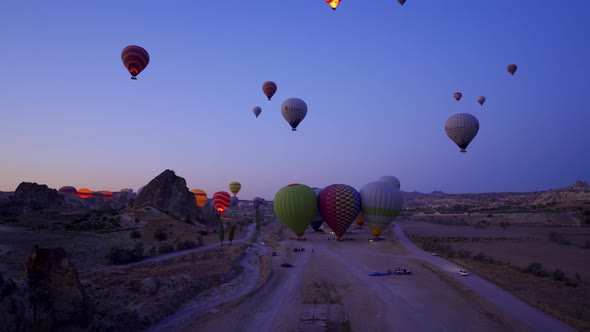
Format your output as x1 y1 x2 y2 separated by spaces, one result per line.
262 81 277 100
398 0 406 5
355 213 366 227
252 197 264 209
273 184 317 238
453 92 462 101
445 113 480 153
507 64 518 75
230 196 239 207
253 106 262 118
310 187 324 231
318 184 361 239
190 189 208 208
325 0 341 10
229 182 241 196
378 176 401 190
121 45 149 80
213 191 231 214
281 98 308 131
360 181 404 238
477 96 486 106
58 186 77 195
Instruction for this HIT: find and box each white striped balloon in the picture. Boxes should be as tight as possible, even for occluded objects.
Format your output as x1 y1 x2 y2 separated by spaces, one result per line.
360 181 403 239
445 113 479 153
281 98 308 131
378 175 400 190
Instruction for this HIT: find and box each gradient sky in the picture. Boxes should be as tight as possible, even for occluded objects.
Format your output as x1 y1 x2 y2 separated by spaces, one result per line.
1 1 589 200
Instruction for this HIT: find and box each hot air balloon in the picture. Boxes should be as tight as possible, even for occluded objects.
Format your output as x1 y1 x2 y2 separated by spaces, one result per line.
273 184 317 239
477 96 486 106
213 191 231 214
507 64 518 76
398 0 407 5
190 189 208 208
445 113 480 153
281 98 308 131
354 213 366 227
253 106 262 118
121 45 150 80
318 184 361 239
262 81 277 101
230 196 239 207
378 176 401 190
100 190 114 199
360 181 404 239
325 0 341 10
310 187 324 232
229 182 241 196
76 188 93 199
58 186 77 195
453 92 462 101
252 197 264 209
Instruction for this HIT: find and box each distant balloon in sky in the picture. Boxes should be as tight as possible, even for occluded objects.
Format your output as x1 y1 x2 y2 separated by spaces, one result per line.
253 106 262 118
325 0 341 10
77 188 93 199
477 96 486 106
397 0 407 5
378 176 401 190
453 92 462 101
213 191 231 214
229 182 241 196
121 45 149 80
274 184 317 239
190 189 208 208
281 98 308 131
230 196 239 207
262 81 277 101
445 113 480 153
507 64 518 76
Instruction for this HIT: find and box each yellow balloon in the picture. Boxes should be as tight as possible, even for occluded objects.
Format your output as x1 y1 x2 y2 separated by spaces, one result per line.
190 189 208 208
229 182 241 196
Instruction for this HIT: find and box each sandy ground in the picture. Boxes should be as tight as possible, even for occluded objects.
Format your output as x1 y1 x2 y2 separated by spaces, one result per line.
148 220 576 332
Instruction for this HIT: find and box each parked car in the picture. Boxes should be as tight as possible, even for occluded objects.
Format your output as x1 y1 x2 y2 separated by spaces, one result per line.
432 252 439 256
281 263 293 268
394 268 412 275
459 270 469 276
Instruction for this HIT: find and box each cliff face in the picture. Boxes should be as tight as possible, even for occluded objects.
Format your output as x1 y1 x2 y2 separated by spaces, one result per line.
133 169 200 219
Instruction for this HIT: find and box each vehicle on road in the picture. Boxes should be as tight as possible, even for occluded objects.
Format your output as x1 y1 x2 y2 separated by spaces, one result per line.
280 263 293 268
459 269 469 276
368 269 393 276
432 252 439 256
394 268 412 275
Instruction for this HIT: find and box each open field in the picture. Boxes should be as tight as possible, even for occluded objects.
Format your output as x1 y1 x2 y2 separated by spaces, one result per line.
400 219 590 330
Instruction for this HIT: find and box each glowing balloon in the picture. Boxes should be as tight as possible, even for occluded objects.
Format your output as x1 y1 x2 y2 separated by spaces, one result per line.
213 191 231 214
445 113 480 153
190 189 208 208
77 188 93 199
262 81 277 101
273 184 317 238
454 92 462 101
325 0 341 10
378 176 400 190
507 64 518 76
355 213 365 227
318 184 361 239
477 96 486 106
253 106 262 118
229 182 241 196
281 98 308 131
360 181 404 239
121 45 149 80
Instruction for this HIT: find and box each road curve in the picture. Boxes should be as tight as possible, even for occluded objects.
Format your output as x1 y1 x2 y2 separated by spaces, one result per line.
394 222 575 332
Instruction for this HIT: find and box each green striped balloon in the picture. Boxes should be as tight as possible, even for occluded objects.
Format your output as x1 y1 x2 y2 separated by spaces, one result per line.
273 184 317 238
360 181 403 238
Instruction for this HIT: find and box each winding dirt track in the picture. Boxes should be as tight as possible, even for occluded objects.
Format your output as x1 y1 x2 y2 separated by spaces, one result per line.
149 222 575 332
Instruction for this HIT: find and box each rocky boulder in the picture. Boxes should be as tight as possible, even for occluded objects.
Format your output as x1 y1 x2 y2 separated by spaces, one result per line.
133 169 200 219
15 182 63 211
0 275 33 332
24 245 94 331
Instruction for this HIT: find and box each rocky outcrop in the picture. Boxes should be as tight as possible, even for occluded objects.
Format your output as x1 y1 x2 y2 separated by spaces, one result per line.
133 169 200 219
0 275 33 332
24 245 94 331
15 182 63 211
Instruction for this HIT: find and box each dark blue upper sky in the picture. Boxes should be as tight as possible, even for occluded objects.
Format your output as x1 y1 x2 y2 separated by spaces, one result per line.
1 1 588 199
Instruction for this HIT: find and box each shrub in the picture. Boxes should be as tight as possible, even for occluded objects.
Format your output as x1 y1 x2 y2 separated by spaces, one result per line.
184 216 192 224
177 240 197 251
196 234 204 246
130 230 141 242
158 243 175 253
523 262 548 277
106 243 143 264
552 269 566 281
473 252 487 261
154 228 167 243
199 230 208 236
457 250 472 259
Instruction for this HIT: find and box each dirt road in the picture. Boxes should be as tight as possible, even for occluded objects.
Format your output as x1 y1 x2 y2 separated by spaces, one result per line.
175 223 569 332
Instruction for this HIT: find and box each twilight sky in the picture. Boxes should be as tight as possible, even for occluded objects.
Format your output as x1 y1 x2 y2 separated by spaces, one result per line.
1 1 589 200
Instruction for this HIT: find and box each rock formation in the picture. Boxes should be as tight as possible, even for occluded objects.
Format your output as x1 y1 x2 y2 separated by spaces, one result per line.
133 169 200 219
15 182 63 211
